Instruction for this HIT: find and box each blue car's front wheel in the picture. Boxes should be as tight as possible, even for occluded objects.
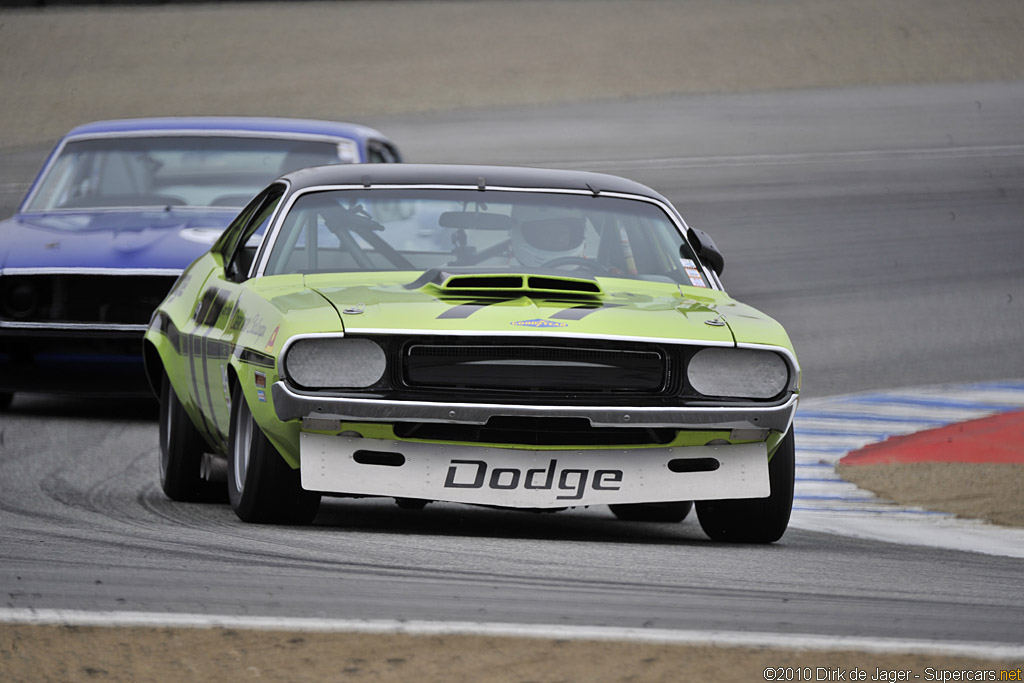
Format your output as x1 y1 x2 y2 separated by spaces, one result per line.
227 383 320 524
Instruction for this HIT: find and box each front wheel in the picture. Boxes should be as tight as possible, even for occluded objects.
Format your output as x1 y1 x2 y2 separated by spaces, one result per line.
609 501 693 523
695 430 795 544
159 372 220 502
227 383 320 524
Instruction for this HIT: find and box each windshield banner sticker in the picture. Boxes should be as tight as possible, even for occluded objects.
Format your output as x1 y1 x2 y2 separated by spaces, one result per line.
685 267 708 288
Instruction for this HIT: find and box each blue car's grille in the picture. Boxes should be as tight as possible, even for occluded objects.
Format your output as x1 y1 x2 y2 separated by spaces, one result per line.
0 273 178 327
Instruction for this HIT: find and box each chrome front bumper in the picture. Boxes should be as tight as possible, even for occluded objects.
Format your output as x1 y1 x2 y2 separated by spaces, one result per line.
272 382 799 433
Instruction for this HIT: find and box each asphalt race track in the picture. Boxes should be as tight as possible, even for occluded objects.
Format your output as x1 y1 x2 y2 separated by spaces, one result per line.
2 79 1023 664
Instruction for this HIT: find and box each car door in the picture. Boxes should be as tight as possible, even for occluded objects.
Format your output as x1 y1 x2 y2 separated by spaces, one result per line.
189 184 285 451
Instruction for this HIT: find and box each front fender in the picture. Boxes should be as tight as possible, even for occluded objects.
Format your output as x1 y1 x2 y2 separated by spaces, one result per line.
229 358 301 469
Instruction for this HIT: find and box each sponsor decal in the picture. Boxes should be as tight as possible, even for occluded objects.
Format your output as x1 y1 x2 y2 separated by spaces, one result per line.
444 458 623 501
254 371 266 389
264 325 280 352
511 318 568 328
256 389 267 403
685 267 707 288
234 312 268 338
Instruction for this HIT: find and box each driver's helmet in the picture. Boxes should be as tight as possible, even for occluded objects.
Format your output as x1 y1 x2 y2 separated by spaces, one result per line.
510 206 587 267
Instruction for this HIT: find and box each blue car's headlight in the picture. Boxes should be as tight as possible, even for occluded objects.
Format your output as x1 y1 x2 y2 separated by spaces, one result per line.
284 337 386 389
687 348 789 399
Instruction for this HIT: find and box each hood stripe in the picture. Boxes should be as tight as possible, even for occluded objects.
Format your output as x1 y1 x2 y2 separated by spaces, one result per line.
437 299 499 320
548 303 623 320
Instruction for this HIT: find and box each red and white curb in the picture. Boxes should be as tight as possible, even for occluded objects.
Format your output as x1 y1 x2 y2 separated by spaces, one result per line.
790 380 1024 557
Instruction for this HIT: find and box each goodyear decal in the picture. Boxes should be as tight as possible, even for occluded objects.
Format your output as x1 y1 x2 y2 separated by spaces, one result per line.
511 318 568 328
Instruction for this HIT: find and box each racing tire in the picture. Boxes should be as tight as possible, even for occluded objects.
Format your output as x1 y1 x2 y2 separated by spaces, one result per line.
159 372 221 502
227 383 320 524
695 430 795 544
609 501 693 523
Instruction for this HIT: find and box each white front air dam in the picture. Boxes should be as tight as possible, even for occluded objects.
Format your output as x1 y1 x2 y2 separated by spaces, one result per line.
299 433 770 508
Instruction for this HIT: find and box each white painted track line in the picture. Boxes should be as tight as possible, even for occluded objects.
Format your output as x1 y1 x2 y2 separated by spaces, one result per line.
2 608 1022 659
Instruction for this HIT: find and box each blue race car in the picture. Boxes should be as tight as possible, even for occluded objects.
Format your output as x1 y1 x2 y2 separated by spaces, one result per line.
0 117 402 407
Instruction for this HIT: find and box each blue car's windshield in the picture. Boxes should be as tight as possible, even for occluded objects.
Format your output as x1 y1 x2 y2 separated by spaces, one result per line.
24 135 355 212
262 188 708 287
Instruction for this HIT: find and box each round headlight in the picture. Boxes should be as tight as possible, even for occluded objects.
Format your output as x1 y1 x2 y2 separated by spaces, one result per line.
1 279 38 319
687 347 788 399
284 337 386 389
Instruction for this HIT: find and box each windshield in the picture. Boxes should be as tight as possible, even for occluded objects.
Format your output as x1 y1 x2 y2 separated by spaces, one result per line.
262 189 709 287
24 135 356 211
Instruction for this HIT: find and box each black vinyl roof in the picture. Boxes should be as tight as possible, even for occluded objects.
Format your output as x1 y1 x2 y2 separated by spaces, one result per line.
282 163 670 204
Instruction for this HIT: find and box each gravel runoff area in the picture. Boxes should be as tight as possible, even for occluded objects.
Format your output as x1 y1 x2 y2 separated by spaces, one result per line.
842 462 1024 527
2 1 1023 680
839 410 1024 528
2 625 1020 683
2 0 1024 147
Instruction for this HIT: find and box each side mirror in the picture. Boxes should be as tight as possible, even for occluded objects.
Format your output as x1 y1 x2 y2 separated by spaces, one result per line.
686 227 725 276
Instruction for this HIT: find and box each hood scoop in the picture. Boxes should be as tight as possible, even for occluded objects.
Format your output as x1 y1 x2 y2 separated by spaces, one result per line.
407 268 603 297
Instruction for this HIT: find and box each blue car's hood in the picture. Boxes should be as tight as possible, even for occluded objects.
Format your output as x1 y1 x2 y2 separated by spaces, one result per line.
0 209 237 271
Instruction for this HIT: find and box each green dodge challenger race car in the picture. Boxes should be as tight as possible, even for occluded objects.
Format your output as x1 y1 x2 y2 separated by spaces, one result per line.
144 163 800 543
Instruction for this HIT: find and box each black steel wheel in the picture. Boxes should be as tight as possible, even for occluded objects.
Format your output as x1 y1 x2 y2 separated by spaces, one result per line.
159 372 220 502
227 383 320 524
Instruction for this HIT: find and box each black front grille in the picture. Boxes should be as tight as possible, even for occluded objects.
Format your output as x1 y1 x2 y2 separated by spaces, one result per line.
0 273 178 326
403 342 668 394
